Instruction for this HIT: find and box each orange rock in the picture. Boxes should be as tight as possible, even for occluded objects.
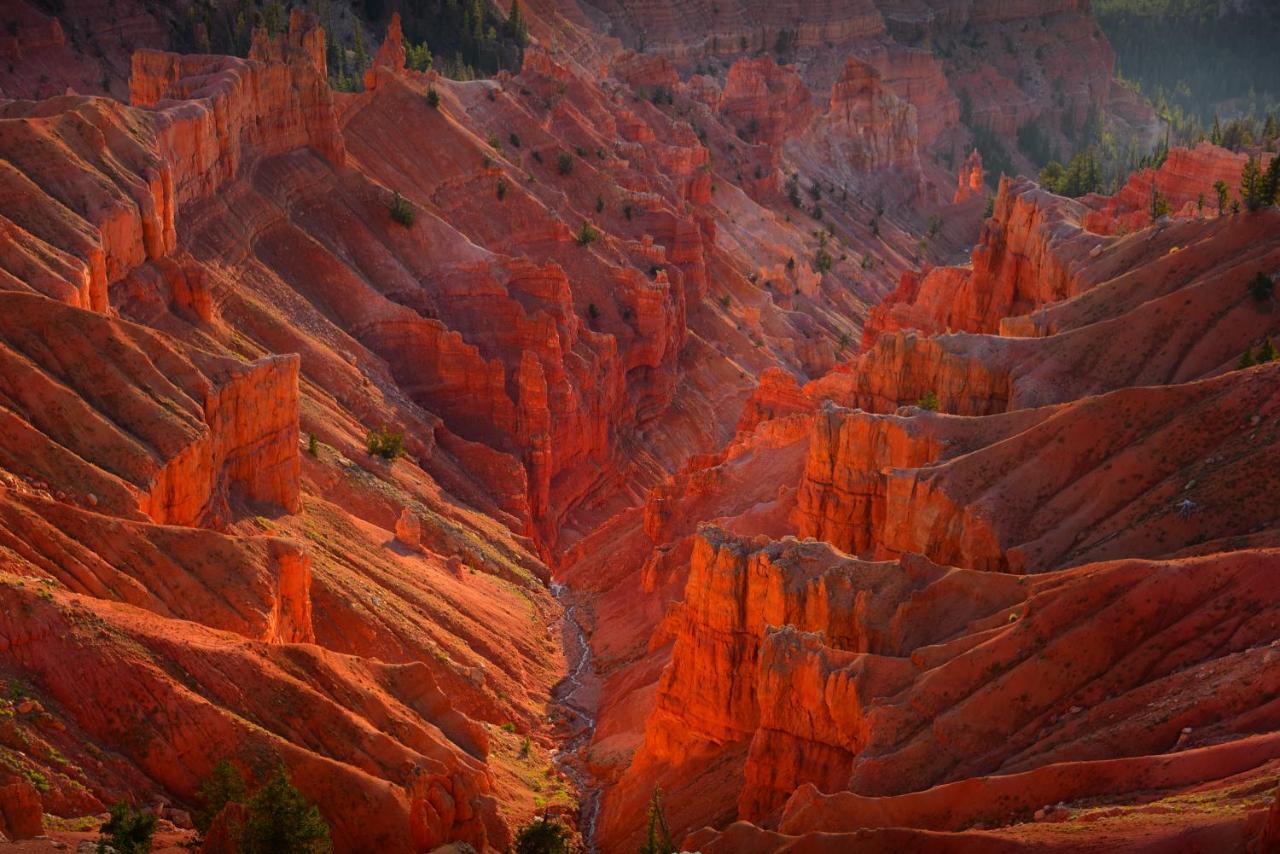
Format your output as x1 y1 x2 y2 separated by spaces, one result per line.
0 781 43 841
954 149 984 204
1082 143 1274 234
718 57 814 146
396 506 424 550
864 176 1104 344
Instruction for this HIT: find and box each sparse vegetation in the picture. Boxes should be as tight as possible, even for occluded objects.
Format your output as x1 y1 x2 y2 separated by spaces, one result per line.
307 433 319 456
1249 272 1274 302
389 191 415 227
425 87 440 109
574 221 599 246
195 760 247 835
917 390 940 411
557 152 573 176
98 802 156 854
497 178 508 200
366 426 405 460
513 813 574 854
639 788 676 854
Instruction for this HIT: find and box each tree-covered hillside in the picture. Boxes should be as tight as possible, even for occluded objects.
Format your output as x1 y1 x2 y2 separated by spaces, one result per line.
1095 0 1279 129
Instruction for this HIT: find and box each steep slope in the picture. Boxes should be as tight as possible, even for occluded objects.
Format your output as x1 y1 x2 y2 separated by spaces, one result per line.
0 2 1275 852
584 167 1280 848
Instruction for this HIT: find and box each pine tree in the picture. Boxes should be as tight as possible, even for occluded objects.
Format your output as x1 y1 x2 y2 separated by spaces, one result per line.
507 0 530 46
242 767 331 854
1213 179 1229 217
353 22 368 75
1264 156 1280 208
1210 114 1222 146
639 789 675 854
1241 156 1267 212
1258 337 1278 363
195 760 248 834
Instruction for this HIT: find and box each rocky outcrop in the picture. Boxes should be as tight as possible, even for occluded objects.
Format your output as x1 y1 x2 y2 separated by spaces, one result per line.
718 57 814 145
0 294 300 529
954 149 984 203
863 176 1104 343
1082 143 1271 234
0 781 43 841
0 10 342 317
131 9 345 203
818 58 920 175
632 533 1280 846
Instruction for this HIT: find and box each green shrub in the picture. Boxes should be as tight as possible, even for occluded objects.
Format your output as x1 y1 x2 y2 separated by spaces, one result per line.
389 192 415 227
98 802 156 854
306 433 319 456
1248 272 1274 302
497 178 508 200
1258 337 1278 363
917 390 940 411
513 815 573 854
813 247 833 273
366 426 405 460
573 221 599 246
557 152 573 175
425 87 440 109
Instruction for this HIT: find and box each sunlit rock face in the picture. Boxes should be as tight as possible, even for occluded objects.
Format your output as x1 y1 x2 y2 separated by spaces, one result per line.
1 1 1277 852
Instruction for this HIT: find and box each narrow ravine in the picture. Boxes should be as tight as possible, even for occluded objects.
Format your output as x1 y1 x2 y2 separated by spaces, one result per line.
550 582 603 851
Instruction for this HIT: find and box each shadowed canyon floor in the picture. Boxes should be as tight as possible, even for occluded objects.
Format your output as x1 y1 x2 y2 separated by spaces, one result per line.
0 1 1278 852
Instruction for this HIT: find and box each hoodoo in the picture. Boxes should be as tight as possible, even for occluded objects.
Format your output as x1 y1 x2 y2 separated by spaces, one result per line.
0 0 1278 851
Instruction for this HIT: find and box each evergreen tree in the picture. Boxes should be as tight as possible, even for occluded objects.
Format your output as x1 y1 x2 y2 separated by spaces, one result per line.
1210 113 1222 146
640 789 675 854
242 767 332 854
1213 179 1230 216
353 22 368 75
1250 272 1275 302
1258 337 1278 363
195 760 248 835
507 0 530 47
1150 187 1171 218
1264 155 1280 207
1241 156 1267 212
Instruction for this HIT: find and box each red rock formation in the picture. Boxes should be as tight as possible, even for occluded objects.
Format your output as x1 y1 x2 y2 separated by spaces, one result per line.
954 149 983 203
820 58 920 175
1 3 1275 853
0 781 43 841
718 57 814 146
865 176 1105 344
1082 143 1273 234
